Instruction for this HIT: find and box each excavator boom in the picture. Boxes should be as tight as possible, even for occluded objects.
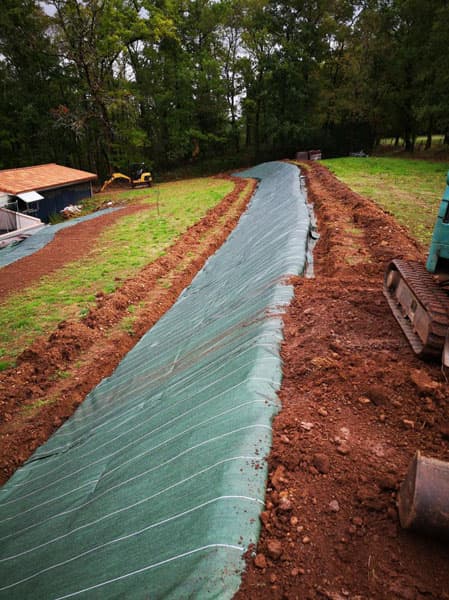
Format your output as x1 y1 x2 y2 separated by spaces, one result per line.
100 172 131 193
100 164 152 192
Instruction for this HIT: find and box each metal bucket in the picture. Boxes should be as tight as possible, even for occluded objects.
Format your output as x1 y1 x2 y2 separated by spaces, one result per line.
398 451 449 537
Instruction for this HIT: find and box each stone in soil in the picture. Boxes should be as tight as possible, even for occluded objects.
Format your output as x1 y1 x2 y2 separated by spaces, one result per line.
254 553 267 569
266 539 283 560
312 453 331 474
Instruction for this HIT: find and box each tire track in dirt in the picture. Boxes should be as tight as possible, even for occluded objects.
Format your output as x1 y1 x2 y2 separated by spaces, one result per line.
0 175 256 484
235 162 449 599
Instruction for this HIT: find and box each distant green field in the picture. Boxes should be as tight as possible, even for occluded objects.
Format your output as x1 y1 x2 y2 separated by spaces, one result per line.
322 157 449 246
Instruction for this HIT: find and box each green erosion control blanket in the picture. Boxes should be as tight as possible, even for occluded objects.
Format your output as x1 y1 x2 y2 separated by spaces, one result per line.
0 162 309 599
0 207 120 269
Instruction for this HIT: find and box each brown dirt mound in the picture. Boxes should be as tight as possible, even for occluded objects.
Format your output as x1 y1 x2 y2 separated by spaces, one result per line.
235 162 449 599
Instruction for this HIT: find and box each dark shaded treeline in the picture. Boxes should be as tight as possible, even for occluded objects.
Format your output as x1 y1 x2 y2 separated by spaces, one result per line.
1 0 448 177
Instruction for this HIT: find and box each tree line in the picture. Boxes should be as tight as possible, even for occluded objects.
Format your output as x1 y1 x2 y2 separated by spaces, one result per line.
1 0 448 177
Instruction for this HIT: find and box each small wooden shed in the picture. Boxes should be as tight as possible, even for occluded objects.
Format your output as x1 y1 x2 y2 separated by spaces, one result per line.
0 163 97 222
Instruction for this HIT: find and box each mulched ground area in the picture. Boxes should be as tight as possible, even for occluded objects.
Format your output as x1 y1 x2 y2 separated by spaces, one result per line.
1 163 449 598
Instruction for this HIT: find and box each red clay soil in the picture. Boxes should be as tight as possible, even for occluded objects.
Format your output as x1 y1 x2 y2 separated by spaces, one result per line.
235 161 449 599
2 163 449 599
0 175 256 484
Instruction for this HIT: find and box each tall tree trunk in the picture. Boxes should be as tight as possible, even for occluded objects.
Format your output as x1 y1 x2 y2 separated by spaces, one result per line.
255 99 260 155
404 124 414 152
425 116 433 150
444 129 449 146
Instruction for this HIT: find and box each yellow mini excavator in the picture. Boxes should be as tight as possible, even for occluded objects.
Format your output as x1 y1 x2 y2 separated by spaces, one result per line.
100 162 152 192
384 171 449 366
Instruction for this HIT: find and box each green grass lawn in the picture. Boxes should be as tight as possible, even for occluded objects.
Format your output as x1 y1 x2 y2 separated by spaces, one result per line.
323 157 449 246
0 177 234 367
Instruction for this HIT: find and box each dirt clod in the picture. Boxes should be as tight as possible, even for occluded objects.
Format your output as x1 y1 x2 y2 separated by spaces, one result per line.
312 453 331 474
410 369 440 395
254 553 268 569
336 443 351 455
271 465 288 490
266 539 284 560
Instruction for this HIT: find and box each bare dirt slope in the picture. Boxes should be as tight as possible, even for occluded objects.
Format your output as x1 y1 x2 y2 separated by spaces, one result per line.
1 164 449 598
236 161 449 599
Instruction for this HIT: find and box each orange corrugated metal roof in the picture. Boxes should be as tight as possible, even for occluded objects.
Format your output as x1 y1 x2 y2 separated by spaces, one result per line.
0 163 97 195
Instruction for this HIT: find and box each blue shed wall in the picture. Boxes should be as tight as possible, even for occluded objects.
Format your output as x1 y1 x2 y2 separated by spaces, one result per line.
37 182 92 222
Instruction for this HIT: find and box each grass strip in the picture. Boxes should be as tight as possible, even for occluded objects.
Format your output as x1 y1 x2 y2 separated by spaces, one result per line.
323 157 448 246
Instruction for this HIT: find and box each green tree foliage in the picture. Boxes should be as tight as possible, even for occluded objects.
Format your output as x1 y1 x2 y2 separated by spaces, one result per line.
309 0 449 155
0 0 447 174
0 0 63 167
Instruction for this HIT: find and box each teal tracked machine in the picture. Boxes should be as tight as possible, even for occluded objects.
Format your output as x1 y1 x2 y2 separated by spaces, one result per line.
384 171 449 365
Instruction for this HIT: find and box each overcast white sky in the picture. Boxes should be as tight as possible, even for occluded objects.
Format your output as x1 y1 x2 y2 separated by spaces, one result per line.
40 1 56 16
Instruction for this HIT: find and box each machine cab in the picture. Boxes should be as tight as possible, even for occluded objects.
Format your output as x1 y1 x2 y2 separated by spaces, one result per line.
130 163 145 181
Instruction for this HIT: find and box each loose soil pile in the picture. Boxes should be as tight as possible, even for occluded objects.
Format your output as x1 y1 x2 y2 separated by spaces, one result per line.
1 163 449 598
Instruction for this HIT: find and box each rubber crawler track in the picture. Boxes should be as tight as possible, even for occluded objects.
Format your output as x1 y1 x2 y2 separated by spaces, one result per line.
384 258 449 358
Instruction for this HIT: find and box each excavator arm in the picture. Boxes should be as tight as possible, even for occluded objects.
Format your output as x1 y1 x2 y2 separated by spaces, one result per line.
100 172 131 193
